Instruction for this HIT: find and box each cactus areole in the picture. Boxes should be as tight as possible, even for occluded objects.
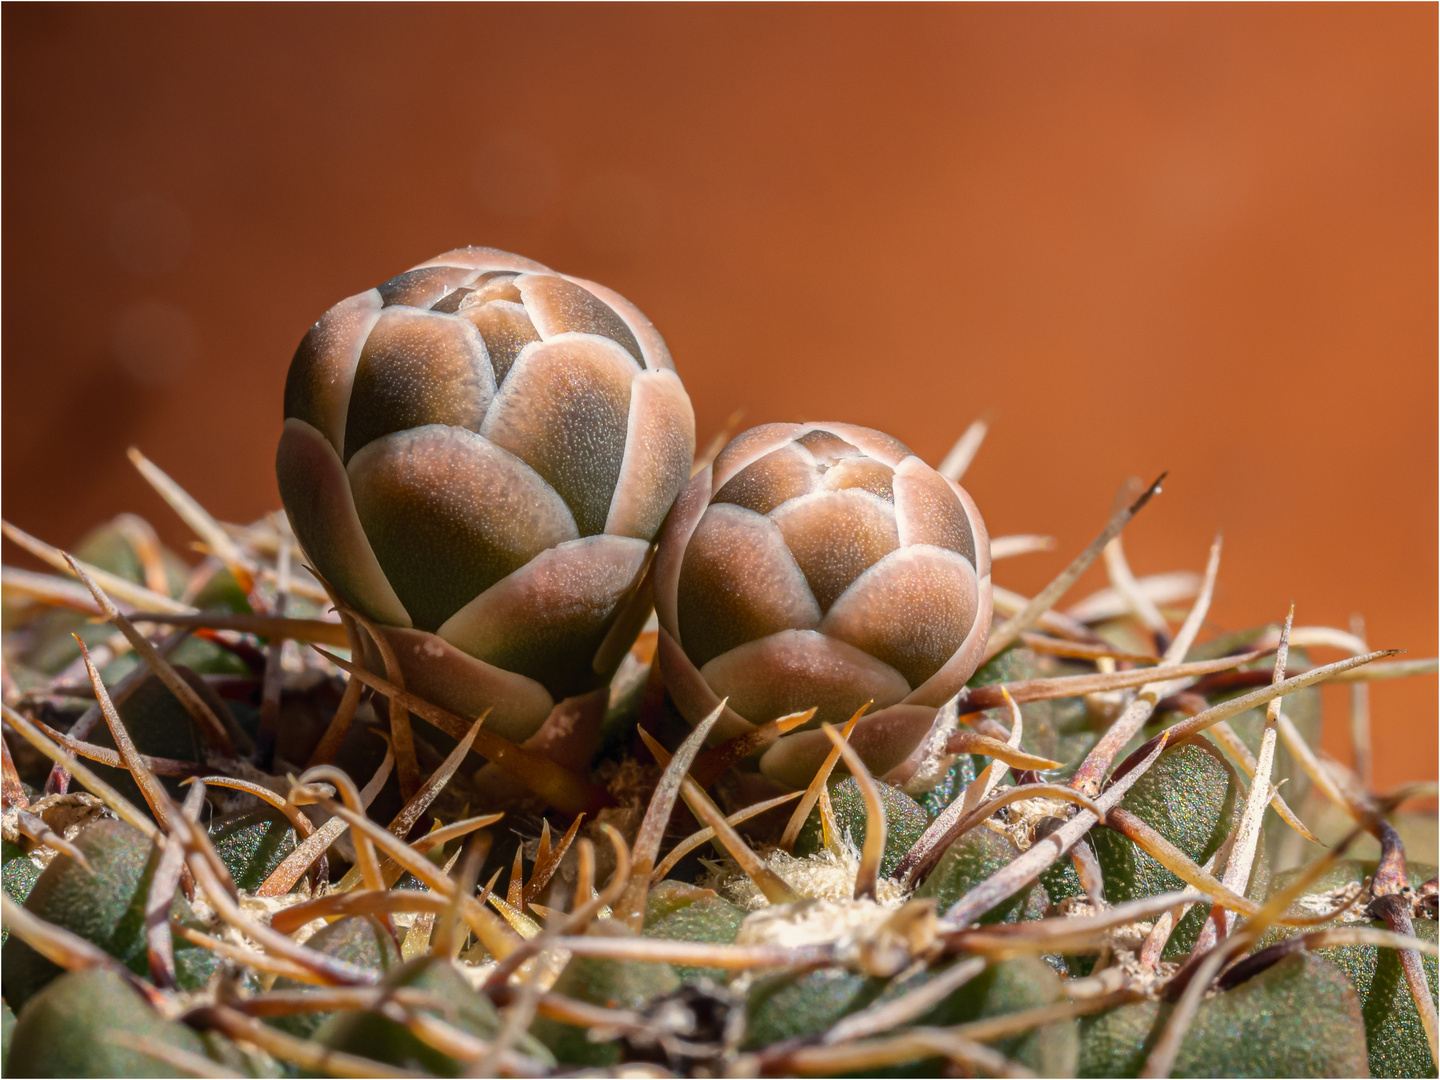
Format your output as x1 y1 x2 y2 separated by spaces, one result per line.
277 248 696 744
655 422 992 791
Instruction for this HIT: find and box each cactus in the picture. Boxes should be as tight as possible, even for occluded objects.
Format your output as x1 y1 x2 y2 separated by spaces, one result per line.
267 916 401 1040
319 955 552 1073
1259 859 1440 1078
1078 954 1370 1077
1 248 1436 1079
5 968 263 1078
277 248 695 752
914 826 1050 925
1 820 219 1010
207 807 301 893
793 776 931 877
654 421 991 790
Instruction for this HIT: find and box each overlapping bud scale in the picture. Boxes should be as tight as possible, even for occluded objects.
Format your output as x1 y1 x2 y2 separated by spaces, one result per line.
655 423 991 791
278 248 695 743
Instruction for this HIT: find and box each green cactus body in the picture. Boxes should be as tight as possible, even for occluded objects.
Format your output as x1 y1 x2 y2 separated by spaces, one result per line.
886 956 1078 1078
1262 859 1439 1078
793 777 930 879
1 820 218 1010
2 841 42 948
87 669 238 810
643 880 716 923
743 967 888 1049
1185 629 1323 862
10 519 245 681
533 921 680 1066
917 752 979 820
643 883 747 983
1315 916 1438 1078
315 955 550 1075
742 955 1074 1075
5 968 262 1078
1078 953 1369 1078
269 916 400 1041
1088 742 1241 957
208 808 299 893
966 646 1098 768
913 827 1049 925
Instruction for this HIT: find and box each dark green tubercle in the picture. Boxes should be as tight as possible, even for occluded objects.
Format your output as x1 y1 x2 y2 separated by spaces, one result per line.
879 956 1077 1078
917 752 979 820
742 955 1075 1076
268 916 400 1041
2 840 42 948
1088 742 1240 957
4 968 264 1078
532 921 680 1066
0 819 219 1010
1078 953 1369 1078
913 827 1048 925
87 668 241 811
315 955 551 1076
208 807 299 893
965 646 1099 769
793 778 930 879
744 967 887 1049
643 881 747 984
1185 629 1323 858
1261 859 1439 1078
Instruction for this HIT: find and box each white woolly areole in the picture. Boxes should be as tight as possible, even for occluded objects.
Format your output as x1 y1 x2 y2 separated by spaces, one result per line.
736 897 895 950
705 846 907 913
991 793 1078 851
1296 879 1371 924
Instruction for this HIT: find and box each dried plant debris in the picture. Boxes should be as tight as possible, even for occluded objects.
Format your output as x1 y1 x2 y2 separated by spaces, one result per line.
2 409 1438 1078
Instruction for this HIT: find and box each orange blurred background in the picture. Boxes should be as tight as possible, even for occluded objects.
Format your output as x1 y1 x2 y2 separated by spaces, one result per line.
4 5 1434 790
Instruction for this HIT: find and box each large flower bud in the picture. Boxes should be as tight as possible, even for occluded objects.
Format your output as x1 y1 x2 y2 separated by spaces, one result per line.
655 423 991 791
277 247 695 744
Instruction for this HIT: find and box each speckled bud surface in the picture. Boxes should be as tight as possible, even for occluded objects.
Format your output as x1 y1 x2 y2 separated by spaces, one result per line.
654 422 991 790
278 248 695 742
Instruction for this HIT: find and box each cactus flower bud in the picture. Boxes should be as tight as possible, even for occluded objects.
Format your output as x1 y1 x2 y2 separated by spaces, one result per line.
654 423 990 791
277 248 695 743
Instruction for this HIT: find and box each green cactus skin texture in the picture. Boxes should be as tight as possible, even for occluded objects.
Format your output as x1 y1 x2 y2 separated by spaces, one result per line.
916 751 980 820
744 967 888 1049
1262 859 1439 1078
793 777 931 878
741 956 1075 1075
533 922 680 1066
5 968 262 1078
87 668 238 809
316 955 551 1075
914 827 1049 925
268 916 401 1041
1089 742 1241 956
643 882 747 984
1 820 218 1011
1077 954 1369 1078
965 646 1098 766
1 841 41 948
897 956 1078 1078
8 517 249 685
208 807 299 894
